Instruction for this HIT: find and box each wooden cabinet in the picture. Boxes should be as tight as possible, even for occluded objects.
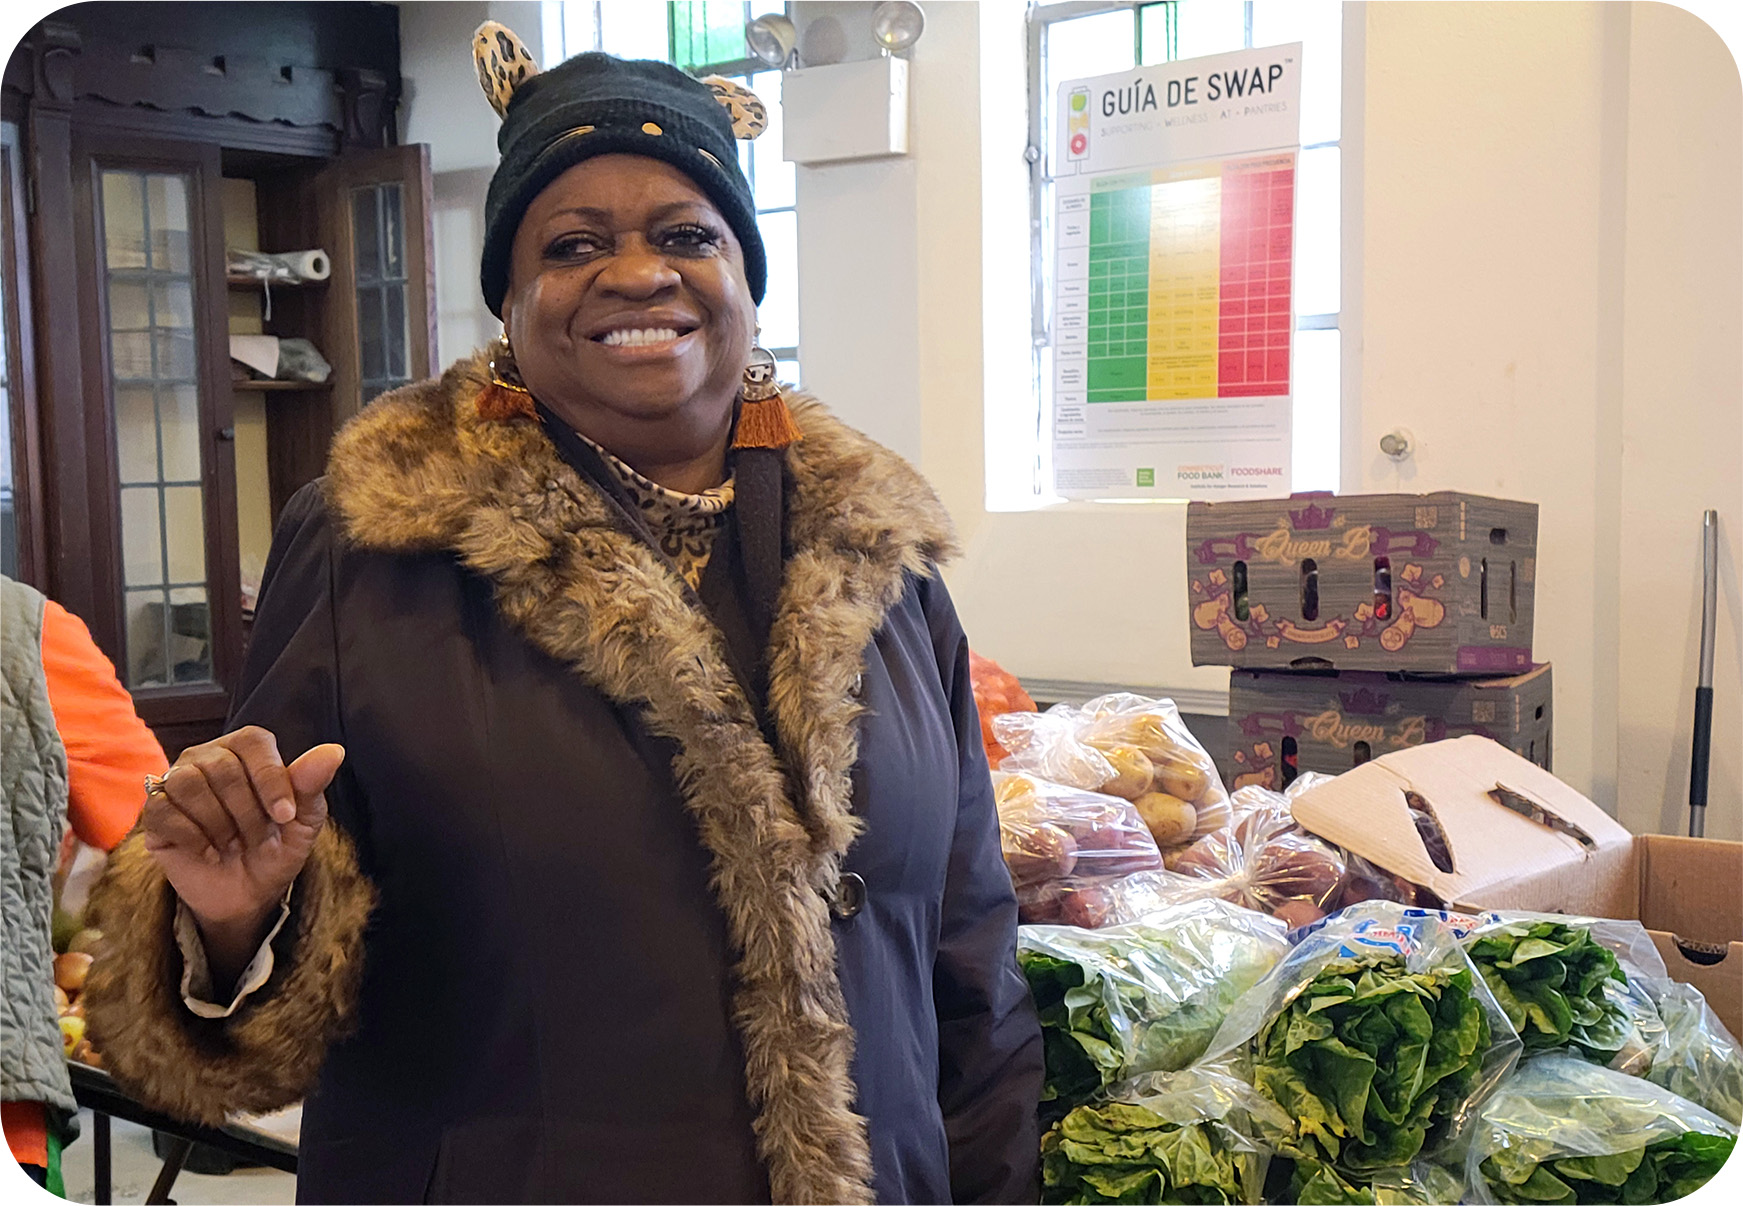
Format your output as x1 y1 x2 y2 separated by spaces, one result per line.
3 4 433 756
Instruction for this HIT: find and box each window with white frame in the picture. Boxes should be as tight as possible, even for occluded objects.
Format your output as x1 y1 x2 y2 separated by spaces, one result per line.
1024 0 1342 497
540 1 800 383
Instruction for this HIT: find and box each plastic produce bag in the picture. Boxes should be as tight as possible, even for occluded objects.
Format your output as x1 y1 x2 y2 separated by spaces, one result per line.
1041 1065 1292 1205
1163 786 1348 930
969 649 1035 767
1466 1052 1736 1204
1203 902 1523 1178
1464 913 1644 1064
995 772 1164 926
995 693 1234 849
1278 1157 1466 1206
1018 899 1289 1120
1641 977 1743 1126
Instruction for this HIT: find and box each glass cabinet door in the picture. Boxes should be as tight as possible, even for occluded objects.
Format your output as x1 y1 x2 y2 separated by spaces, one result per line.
100 169 215 688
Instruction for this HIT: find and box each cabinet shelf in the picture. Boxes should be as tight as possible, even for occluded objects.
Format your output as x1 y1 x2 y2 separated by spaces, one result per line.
226 275 328 289
230 378 329 392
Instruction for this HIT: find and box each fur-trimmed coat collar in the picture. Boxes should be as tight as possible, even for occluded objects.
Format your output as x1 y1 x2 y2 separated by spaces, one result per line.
321 352 955 1204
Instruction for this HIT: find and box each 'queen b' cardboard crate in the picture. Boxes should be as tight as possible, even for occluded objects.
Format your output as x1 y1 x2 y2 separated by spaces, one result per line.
1223 663 1553 793
1186 491 1539 673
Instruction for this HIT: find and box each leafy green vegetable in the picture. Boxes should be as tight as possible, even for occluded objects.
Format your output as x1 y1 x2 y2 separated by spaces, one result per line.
1479 1131 1735 1204
1251 957 1490 1176
1020 909 1285 1121
1465 921 1630 1059
1644 980 1743 1127
1040 1102 1253 1204
1281 1158 1463 1205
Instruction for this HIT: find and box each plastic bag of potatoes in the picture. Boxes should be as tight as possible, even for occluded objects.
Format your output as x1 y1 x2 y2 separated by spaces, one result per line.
993 693 1233 855
993 771 1170 927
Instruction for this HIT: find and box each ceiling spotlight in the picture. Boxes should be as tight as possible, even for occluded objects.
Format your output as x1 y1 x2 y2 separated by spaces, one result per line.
870 1 926 55
745 12 798 69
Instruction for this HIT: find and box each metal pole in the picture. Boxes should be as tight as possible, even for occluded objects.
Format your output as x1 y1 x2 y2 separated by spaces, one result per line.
1689 509 1718 838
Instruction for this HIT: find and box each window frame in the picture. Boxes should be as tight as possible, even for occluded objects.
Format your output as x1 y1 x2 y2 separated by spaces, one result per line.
1023 0 1344 500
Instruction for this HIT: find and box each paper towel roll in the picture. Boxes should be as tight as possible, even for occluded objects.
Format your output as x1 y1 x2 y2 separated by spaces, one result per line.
276 249 330 281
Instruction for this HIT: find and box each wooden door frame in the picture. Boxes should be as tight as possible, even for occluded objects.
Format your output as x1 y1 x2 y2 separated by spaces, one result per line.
2 120 47 588
67 126 242 739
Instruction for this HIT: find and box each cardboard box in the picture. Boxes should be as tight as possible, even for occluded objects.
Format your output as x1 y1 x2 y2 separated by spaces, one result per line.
1224 664 1553 792
1291 736 1743 1037
1187 492 1539 673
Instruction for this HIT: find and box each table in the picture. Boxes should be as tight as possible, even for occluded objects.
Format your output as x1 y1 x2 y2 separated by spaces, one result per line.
66 1062 298 1205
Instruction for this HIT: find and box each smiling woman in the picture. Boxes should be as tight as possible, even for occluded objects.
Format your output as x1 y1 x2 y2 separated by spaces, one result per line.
503 155 756 492
81 22 1044 1206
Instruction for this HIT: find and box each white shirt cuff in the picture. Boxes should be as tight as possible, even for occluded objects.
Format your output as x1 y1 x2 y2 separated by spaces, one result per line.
175 888 294 1019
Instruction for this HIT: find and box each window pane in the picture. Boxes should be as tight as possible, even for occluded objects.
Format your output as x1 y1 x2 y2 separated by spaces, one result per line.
163 485 206 582
671 1 748 71
750 70 793 210
1293 146 1338 316
775 356 800 388
145 176 191 273
108 279 150 332
359 287 385 381
385 285 408 380
114 387 158 484
153 329 197 379
102 173 147 269
1138 4 1174 65
1177 0 1248 61
1252 0 1340 145
100 169 210 687
1045 11 1136 178
119 486 163 587
756 208 798 350
1291 327 1339 493
159 385 203 482
124 590 169 686
152 279 194 329
382 183 405 279
353 189 381 282
599 0 672 60
168 586 212 684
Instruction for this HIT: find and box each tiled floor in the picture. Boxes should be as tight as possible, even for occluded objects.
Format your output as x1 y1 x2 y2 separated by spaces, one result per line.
58 1112 296 1206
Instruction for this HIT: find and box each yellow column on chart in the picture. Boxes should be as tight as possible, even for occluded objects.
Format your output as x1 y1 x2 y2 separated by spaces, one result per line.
1146 164 1221 400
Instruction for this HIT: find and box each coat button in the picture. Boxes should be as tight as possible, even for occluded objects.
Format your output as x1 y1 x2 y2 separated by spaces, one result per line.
831 872 866 919
850 672 864 698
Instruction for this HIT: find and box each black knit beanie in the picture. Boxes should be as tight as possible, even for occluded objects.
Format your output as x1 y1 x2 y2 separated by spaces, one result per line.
480 52 767 318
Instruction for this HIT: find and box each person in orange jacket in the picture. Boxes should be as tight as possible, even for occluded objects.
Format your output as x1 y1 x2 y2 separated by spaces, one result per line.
3 575 166 1190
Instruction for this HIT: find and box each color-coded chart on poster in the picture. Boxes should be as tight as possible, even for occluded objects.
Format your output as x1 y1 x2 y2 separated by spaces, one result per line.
1047 43 1301 500
1083 153 1295 404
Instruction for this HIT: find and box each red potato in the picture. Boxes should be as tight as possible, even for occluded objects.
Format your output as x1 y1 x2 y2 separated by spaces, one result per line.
1272 900 1327 929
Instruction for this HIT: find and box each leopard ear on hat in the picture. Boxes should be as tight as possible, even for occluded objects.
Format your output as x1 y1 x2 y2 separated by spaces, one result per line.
699 76 769 139
474 21 540 118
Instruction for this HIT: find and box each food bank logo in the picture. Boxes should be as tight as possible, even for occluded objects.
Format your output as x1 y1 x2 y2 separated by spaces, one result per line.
1178 464 1224 482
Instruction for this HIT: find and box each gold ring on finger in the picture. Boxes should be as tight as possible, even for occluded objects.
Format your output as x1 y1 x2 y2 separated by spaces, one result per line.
144 771 170 797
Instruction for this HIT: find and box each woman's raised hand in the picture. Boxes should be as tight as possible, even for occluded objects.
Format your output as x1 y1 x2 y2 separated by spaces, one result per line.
142 726 344 946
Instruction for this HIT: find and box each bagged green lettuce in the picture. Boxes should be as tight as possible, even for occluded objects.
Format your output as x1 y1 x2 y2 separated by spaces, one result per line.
1467 1052 1737 1205
1278 1157 1464 1206
1640 977 1743 1127
1019 898 1289 1121
1202 902 1522 1180
1040 1066 1289 1205
1462 913 1664 1068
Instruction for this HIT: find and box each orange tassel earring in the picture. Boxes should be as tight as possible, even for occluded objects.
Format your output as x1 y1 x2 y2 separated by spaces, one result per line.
731 346 802 450
477 334 536 421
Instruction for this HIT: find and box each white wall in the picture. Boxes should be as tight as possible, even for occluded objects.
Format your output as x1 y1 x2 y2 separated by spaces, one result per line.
399 2 1743 836
795 2 1742 834
399 1 544 362
1348 1 1741 837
